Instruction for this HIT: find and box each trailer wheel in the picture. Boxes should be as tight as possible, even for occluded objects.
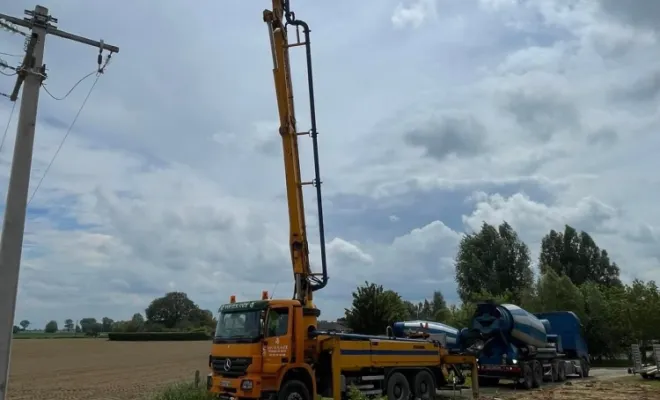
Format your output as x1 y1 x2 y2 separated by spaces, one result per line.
386 372 410 400
519 362 534 390
531 360 542 388
557 361 566 382
412 370 435 400
278 379 311 400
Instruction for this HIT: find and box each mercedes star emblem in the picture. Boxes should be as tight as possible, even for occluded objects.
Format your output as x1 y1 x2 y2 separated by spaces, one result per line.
224 358 232 372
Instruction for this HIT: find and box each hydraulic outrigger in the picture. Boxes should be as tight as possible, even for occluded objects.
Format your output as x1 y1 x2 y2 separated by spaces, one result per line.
206 2 480 399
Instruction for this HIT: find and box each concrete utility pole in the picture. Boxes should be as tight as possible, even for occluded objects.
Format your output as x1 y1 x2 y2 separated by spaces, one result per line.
0 6 118 400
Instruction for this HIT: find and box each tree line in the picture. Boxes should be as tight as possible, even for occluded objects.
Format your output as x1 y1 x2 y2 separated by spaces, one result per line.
344 222 660 360
14 292 216 336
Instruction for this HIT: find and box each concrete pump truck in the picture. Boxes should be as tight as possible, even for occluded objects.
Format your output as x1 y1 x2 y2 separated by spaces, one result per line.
206 2 480 399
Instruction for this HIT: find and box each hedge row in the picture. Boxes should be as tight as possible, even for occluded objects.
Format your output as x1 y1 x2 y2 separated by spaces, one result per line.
108 332 211 341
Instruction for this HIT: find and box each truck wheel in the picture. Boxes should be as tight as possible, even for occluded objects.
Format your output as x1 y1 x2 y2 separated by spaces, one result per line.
580 358 590 378
278 379 311 400
520 362 534 390
386 372 411 400
557 362 566 382
413 370 435 400
532 360 542 388
550 361 558 382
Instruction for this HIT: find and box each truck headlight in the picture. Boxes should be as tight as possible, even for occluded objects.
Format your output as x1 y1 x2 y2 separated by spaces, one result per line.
241 380 253 390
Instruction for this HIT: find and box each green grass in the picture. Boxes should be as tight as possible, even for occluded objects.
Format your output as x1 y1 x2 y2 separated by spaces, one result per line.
151 383 215 400
12 332 108 339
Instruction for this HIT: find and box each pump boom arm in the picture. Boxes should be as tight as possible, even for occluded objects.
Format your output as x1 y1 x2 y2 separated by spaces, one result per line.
263 0 328 307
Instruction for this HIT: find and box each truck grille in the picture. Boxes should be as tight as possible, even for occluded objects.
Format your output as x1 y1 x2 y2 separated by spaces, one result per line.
211 357 252 378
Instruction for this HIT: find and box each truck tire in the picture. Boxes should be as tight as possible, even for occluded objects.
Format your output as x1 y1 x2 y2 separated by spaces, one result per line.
520 362 534 390
386 372 411 400
580 358 590 378
412 370 435 400
278 379 311 400
550 361 559 382
532 360 542 388
557 361 566 382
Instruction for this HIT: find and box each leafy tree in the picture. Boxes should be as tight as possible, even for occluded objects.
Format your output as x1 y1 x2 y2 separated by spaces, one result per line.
128 313 145 332
539 225 621 286
80 318 97 333
19 320 29 330
188 308 215 329
102 317 114 332
455 221 533 303
12 325 20 334
145 292 200 329
64 319 74 332
431 291 451 322
75 324 81 333
345 282 408 334
446 303 475 329
44 320 58 333
79 318 103 336
535 269 586 322
580 282 610 359
626 280 660 348
403 301 417 319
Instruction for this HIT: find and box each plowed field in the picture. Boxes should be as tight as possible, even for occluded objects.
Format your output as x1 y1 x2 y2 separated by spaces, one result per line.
7 339 210 400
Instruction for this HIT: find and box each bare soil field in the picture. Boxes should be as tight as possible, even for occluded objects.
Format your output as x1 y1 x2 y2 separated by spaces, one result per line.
7 339 210 400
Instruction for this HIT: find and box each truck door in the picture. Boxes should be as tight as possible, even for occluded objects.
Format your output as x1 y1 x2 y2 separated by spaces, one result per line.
262 306 293 375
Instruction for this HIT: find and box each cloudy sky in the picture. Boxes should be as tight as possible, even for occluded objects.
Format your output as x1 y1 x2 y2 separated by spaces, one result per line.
1 0 659 328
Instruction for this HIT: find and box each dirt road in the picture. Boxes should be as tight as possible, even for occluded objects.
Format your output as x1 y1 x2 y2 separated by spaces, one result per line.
439 368 659 400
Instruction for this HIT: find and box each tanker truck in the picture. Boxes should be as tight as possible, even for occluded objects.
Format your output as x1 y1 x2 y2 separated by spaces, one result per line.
460 302 590 389
391 320 461 352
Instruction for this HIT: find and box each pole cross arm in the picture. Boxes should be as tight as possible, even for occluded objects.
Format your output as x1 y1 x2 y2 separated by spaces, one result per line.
0 10 119 53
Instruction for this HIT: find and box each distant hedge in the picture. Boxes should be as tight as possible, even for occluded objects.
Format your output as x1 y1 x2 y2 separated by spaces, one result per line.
108 332 211 341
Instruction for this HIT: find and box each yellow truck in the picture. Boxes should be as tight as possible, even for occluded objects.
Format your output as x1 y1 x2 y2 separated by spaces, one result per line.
207 1 479 399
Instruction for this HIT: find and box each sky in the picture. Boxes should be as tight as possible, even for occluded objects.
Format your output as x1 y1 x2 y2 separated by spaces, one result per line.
0 0 659 328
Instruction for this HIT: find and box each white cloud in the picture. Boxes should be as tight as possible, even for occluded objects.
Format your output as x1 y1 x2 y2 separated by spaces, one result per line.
0 0 658 327
391 0 438 29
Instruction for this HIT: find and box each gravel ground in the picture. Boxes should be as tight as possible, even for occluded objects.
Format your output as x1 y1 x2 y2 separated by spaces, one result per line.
437 368 645 400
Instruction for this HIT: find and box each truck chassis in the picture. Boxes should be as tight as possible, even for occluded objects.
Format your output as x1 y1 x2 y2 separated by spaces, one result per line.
478 357 588 389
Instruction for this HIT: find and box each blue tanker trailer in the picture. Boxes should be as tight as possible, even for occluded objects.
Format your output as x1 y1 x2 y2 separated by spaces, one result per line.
460 302 590 390
391 320 461 351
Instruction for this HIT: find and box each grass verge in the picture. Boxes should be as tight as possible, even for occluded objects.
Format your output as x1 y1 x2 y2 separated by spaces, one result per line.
13 332 108 339
151 383 214 400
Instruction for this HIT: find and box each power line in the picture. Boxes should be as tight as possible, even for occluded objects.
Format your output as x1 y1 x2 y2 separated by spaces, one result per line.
41 70 96 101
0 51 21 58
27 73 102 206
0 101 16 154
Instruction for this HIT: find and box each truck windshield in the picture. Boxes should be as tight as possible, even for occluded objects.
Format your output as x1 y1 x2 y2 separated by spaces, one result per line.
214 310 262 343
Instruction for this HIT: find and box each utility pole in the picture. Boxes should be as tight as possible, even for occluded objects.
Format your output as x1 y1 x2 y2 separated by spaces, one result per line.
0 6 118 400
